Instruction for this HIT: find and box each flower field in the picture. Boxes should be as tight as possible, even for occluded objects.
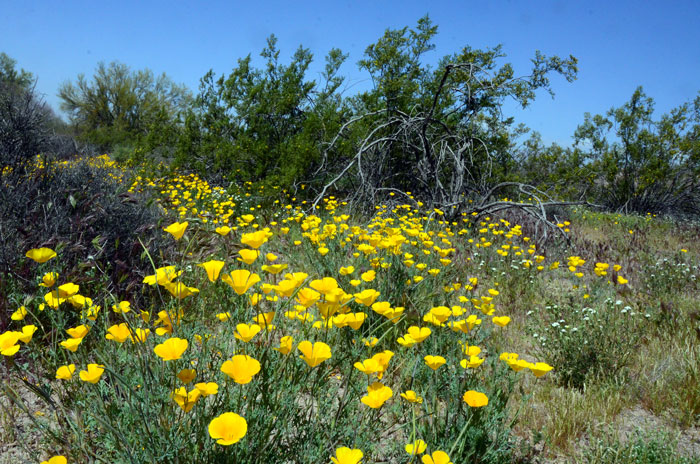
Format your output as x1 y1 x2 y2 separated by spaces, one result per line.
1 157 698 463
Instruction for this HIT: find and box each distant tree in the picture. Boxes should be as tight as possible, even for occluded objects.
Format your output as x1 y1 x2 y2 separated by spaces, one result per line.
58 62 192 151
574 87 700 215
174 17 578 215
315 15 578 210
0 52 34 91
0 52 53 173
515 131 594 199
176 36 350 188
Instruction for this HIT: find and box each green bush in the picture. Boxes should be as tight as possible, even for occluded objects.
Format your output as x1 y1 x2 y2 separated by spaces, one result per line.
527 298 647 389
580 429 697 464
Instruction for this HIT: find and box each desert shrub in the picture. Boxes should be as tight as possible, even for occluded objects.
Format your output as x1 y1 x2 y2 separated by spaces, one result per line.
574 87 700 219
0 155 172 320
0 80 52 177
527 298 647 389
579 429 697 464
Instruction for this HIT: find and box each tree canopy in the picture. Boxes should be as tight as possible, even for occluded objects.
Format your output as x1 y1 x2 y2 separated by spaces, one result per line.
58 61 191 150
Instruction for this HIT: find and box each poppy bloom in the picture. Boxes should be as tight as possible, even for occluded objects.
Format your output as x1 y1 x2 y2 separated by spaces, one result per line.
353 289 380 306
428 306 451 323
361 270 376 282
0 331 20 356
177 368 197 383
55 364 76 380
295 287 321 308
354 359 381 376
285 272 309 286
60 337 84 352
198 260 225 282
253 311 275 327
171 387 201 412
79 364 105 384
492 316 511 327
460 355 485 369
371 301 391 315
143 266 181 286
10 306 27 321
424 355 446 370
220 355 261 384
274 335 293 355
16 325 37 343
222 270 261 295
67 294 92 309
339 266 355 276
111 301 131 313
464 314 482 331
406 326 431 343
400 390 423 404
331 447 363 464
337 312 367 330
163 221 188 240
309 277 339 295
360 382 393 409
238 249 260 264
241 230 269 249
105 323 131 343
405 439 427 456
461 344 482 357
369 350 394 379
262 264 288 274
44 291 64 309
39 272 58 287
154 338 188 361
234 323 261 343
463 390 489 407
25 247 57 263
209 412 247 446
421 450 453 464
195 382 219 397
397 335 417 347
297 341 332 368
164 282 200 299
529 362 553 378
66 325 89 340
40 456 67 464
130 328 151 343
505 357 530 372
274 279 298 297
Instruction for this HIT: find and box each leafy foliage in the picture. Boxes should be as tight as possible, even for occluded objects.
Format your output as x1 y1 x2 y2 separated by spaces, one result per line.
58 61 192 151
574 87 700 216
175 36 349 191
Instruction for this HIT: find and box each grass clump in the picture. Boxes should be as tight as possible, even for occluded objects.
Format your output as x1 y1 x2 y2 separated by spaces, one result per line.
578 429 698 464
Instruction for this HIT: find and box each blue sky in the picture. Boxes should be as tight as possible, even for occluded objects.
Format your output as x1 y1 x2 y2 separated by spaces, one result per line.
2 0 699 145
